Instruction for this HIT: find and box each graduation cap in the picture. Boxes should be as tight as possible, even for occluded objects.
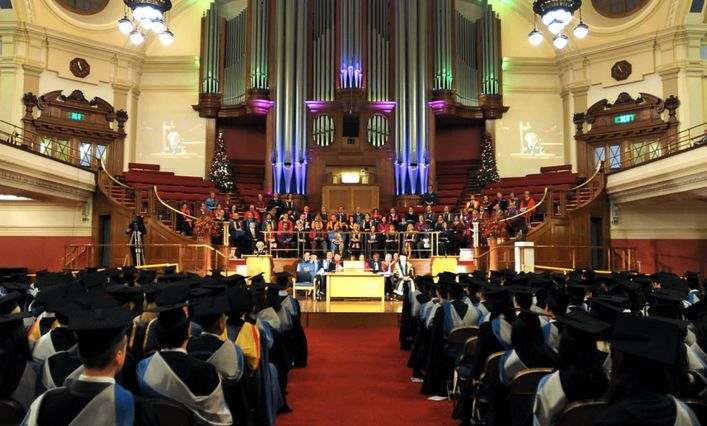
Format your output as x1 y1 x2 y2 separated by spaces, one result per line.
81 271 108 290
38 283 83 317
105 284 143 306
228 286 254 316
555 310 611 337
194 296 230 317
69 306 134 359
0 291 32 324
436 272 458 283
416 275 436 292
150 283 193 312
121 266 138 277
652 272 688 295
249 272 266 284
223 274 247 287
611 315 685 365
1 280 31 293
137 270 157 285
73 290 121 310
647 288 686 318
274 271 293 287
545 289 570 315
163 265 177 275
210 269 224 280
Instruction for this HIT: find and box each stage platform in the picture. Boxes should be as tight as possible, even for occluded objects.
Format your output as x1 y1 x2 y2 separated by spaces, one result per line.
298 299 402 328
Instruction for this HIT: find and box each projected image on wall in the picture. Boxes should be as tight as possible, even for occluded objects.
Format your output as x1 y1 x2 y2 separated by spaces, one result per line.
511 121 560 160
136 92 206 177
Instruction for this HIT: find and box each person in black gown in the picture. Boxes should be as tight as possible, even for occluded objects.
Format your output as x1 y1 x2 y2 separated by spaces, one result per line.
593 315 700 426
24 304 158 425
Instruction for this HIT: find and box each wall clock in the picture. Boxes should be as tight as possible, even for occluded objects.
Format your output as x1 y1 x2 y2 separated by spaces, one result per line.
69 57 90 79
611 60 632 81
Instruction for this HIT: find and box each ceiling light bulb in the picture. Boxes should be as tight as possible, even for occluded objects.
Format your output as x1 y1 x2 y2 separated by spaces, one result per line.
118 15 133 34
151 18 166 34
132 5 150 21
139 17 152 30
528 28 544 46
130 30 145 46
573 21 589 39
159 30 174 45
548 20 565 35
541 11 554 26
553 33 569 49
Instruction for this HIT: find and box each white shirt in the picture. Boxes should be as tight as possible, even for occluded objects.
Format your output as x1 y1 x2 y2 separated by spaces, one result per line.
78 374 115 385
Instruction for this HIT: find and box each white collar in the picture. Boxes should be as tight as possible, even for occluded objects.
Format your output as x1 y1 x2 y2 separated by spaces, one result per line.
201 332 223 339
161 348 188 354
78 374 116 384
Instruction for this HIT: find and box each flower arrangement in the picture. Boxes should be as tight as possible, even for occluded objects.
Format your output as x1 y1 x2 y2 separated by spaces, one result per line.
481 220 505 240
193 214 220 239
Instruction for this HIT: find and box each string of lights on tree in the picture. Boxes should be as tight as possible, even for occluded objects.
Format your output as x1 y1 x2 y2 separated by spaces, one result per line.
209 129 235 192
118 0 174 46
528 0 588 49
478 134 500 188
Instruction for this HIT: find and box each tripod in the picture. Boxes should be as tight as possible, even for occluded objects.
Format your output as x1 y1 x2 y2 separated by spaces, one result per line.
129 229 145 266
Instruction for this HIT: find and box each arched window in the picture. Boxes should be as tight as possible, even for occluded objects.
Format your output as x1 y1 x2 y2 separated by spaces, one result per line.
591 0 649 18
55 0 109 15
313 115 335 147
366 114 388 148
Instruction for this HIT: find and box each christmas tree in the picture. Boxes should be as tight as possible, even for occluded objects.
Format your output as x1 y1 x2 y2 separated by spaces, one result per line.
209 129 235 192
477 134 500 188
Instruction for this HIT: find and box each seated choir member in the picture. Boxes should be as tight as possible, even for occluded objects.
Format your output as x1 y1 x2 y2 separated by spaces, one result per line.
24 305 159 425
0 290 39 410
593 315 700 426
136 284 232 425
533 310 611 425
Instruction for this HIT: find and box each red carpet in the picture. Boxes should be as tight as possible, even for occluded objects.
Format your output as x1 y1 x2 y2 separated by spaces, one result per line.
279 327 456 426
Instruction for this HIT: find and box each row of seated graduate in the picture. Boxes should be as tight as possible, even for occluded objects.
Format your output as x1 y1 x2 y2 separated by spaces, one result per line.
398 268 707 425
0 266 308 426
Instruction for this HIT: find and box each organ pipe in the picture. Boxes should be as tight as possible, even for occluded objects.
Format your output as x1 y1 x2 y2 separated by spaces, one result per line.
367 0 389 102
250 0 269 89
202 3 220 93
224 10 247 104
456 12 478 106
481 5 500 95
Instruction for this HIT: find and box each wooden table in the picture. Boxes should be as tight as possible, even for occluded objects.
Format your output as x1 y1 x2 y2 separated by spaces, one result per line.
325 271 386 302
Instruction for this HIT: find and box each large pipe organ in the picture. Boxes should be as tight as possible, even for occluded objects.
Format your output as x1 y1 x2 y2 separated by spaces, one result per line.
194 0 506 203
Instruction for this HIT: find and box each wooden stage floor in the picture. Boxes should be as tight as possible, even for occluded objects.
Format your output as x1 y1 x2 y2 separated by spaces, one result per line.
296 298 403 328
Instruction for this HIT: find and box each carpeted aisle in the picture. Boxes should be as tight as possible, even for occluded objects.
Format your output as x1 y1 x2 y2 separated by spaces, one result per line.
279 327 456 426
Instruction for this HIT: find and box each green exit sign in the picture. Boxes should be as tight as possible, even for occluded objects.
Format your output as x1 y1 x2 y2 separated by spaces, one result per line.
614 113 635 124
66 111 85 121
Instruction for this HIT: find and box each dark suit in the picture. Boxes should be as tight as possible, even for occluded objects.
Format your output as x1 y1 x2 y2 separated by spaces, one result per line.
318 259 336 296
244 227 261 254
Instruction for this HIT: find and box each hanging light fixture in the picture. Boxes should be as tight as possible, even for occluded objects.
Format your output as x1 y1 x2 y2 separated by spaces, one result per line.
117 1 174 46
529 0 588 49
527 14 544 46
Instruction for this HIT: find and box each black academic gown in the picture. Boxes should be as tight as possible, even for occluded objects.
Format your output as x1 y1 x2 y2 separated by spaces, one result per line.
407 293 431 372
420 300 469 396
453 317 509 422
158 351 222 396
41 351 82 391
284 297 308 368
399 282 414 350
34 378 159 426
593 392 693 426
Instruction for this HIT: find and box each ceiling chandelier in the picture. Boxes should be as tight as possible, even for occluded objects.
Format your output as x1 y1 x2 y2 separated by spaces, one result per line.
118 0 174 46
528 0 588 49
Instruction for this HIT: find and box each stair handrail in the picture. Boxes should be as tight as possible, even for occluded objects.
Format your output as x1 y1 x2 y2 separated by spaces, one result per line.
569 160 603 191
152 185 199 221
498 187 549 224
100 159 132 189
